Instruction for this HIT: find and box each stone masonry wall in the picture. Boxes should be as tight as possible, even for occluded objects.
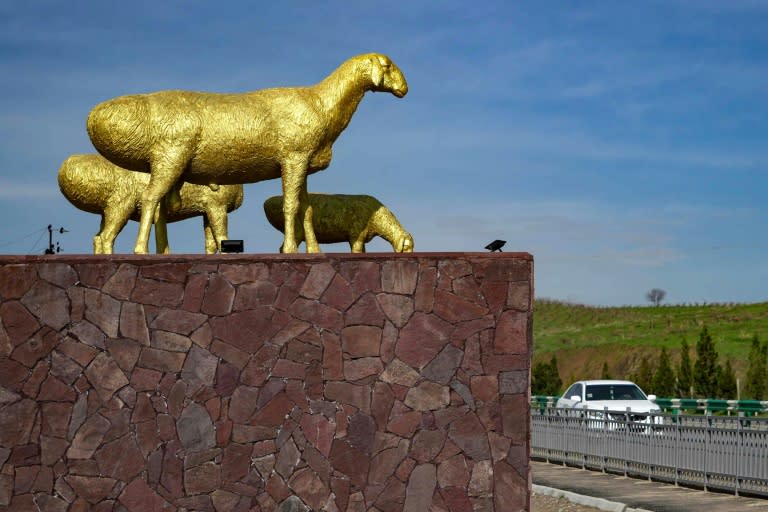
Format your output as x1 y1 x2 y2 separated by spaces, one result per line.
0 253 532 512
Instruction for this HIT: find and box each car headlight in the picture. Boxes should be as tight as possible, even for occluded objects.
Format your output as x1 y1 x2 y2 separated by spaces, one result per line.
586 411 605 420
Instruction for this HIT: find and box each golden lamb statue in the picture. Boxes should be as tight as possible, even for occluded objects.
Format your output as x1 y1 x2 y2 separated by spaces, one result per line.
86 53 408 254
263 193 413 253
58 154 243 254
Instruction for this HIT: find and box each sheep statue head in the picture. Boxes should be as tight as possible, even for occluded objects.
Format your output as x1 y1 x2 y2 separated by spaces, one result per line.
366 54 408 98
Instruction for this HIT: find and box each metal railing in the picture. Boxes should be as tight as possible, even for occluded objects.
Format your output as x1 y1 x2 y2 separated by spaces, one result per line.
533 395 768 416
531 406 768 497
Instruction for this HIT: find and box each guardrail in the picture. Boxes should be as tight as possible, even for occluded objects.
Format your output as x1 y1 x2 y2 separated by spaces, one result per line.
532 395 768 415
531 406 768 497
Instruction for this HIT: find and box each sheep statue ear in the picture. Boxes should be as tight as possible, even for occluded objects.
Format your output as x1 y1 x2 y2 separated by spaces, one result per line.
370 56 384 87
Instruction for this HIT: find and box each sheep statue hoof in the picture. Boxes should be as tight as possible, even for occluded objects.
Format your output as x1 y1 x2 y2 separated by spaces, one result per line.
86 53 408 254
58 154 243 254
263 193 414 253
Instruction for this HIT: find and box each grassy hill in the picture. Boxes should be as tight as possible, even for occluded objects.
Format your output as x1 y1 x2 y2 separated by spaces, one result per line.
533 299 768 387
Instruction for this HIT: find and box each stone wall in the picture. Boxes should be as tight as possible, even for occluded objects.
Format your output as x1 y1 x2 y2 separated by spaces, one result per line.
0 253 532 512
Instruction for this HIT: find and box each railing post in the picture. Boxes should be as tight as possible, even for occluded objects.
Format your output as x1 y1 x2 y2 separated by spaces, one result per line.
674 409 681 487
704 410 712 491
545 406 552 463
581 407 587 469
602 406 608 473
736 411 744 496
624 407 630 477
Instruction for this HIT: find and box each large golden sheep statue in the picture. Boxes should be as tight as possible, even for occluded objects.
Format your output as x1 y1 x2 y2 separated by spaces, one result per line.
86 53 408 254
263 193 413 253
58 154 243 254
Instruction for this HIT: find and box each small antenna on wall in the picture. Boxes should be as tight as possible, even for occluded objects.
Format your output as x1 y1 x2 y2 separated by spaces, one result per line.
44 224 68 254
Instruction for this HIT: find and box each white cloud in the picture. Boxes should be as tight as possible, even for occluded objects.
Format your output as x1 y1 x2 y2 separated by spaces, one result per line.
0 182 58 198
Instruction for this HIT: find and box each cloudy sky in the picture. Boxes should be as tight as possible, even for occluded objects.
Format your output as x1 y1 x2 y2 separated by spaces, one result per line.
0 1 766 306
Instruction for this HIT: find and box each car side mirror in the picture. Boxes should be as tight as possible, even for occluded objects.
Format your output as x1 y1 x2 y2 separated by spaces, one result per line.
570 395 581 403
647 394 657 401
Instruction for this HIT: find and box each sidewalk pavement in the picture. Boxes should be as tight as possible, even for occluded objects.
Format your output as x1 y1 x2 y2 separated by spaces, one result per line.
531 460 768 512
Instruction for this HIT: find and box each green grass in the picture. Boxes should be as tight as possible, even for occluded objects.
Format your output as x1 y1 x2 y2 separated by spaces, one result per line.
533 299 768 383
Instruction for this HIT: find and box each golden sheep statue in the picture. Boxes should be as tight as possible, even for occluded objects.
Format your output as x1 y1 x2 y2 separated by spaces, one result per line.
263 193 413 253
58 154 243 254
86 53 408 254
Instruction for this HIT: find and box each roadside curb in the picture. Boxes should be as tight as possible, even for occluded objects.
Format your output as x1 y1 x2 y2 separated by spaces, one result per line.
532 484 654 512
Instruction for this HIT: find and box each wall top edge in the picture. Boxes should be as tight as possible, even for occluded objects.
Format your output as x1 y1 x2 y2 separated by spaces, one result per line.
0 251 533 265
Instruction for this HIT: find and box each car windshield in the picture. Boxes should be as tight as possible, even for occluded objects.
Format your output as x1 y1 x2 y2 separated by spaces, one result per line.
585 384 646 401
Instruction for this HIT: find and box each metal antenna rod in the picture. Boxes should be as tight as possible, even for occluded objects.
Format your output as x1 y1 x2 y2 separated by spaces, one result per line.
44 225 68 254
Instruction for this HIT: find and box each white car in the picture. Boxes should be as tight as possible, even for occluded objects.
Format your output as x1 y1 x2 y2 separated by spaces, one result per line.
555 380 662 432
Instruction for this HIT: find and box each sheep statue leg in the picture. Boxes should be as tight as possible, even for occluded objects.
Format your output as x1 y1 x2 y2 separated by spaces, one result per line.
351 238 367 253
153 203 170 254
203 204 229 254
96 198 135 254
93 218 105 254
300 180 319 253
281 158 318 253
203 221 217 254
135 146 192 254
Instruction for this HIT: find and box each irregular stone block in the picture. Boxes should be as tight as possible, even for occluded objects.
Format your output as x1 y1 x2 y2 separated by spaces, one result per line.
185 461 221 495
345 292 385 327
94 435 144 481
404 463 436 512
150 308 207 335
83 288 120 337
209 308 277 353
499 370 527 395
22 280 70 330
494 310 528 354
344 357 383 381
288 467 330 511
85 352 129 402
289 298 342 332
448 412 491 461
396 313 452 369
102 263 137 300
64 475 117 504
137 347 186 373
376 293 414 328
12 327 60 368
422 345 464 385
67 413 111 459
433 289 488 323
0 265 37 299
181 344 218 391
404 381 450 411
341 325 382 357
131 276 184 308
0 398 37 447
299 414 335 457
300 262 336 299
118 477 173 511
177 402 216 453
201 274 235 316
325 382 370 413
381 261 419 295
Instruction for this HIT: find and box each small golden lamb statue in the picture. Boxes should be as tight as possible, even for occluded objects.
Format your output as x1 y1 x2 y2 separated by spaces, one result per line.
263 193 413 253
58 154 243 254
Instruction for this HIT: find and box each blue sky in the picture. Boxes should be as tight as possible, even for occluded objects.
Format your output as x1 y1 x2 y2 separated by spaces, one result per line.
0 1 766 306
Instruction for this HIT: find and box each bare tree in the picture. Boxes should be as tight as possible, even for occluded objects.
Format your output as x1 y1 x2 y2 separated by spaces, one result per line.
646 288 666 306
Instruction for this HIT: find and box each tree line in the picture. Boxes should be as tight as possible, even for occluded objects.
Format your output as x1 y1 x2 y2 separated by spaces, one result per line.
532 326 764 400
